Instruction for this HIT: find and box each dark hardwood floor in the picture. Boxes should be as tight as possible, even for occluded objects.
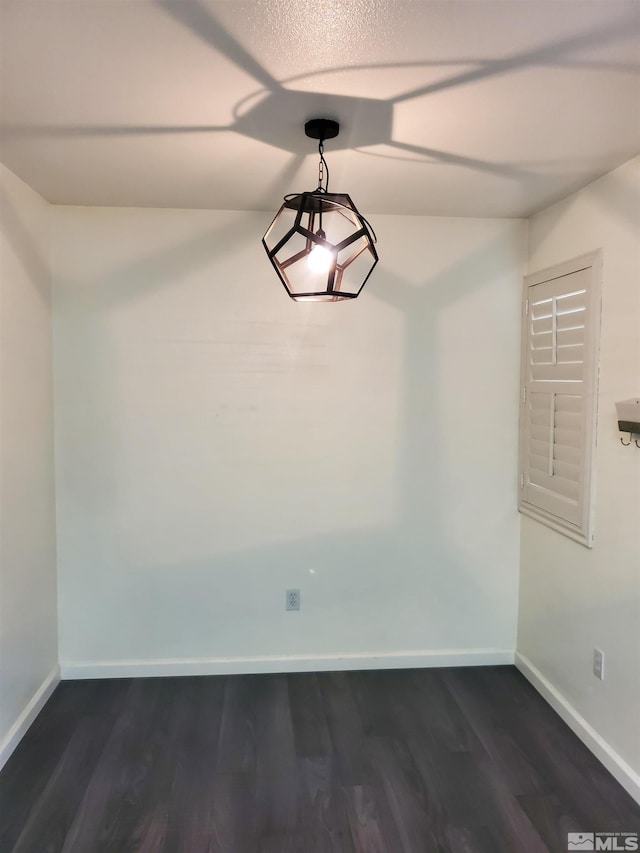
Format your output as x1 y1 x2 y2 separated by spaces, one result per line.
1 666 639 852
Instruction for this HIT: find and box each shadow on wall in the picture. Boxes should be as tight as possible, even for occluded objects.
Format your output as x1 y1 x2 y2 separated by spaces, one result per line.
0 183 50 301
527 160 640 257
45 203 522 662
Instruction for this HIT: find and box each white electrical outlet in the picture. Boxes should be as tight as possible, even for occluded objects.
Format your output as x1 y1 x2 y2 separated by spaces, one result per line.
286 589 300 611
593 648 605 680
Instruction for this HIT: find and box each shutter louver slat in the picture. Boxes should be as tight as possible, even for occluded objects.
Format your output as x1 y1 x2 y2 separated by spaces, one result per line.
553 459 581 483
529 453 551 474
532 317 554 335
531 393 553 409
553 444 581 464
556 327 584 347
554 410 582 430
554 426 583 449
556 312 585 331
531 422 553 442
556 344 584 364
531 348 555 365
531 409 552 426
555 395 582 413
530 438 551 457
555 290 587 313
532 331 553 349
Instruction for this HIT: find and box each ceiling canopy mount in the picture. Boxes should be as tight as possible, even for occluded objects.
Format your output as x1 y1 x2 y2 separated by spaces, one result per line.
304 118 340 142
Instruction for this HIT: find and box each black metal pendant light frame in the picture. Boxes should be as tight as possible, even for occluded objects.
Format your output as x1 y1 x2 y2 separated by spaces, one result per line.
262 119 378 302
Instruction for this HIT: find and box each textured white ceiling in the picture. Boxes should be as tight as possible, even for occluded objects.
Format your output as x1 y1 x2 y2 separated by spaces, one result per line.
1 0 639 217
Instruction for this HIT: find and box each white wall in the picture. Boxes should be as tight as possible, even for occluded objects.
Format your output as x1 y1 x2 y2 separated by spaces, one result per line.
53 206 526 675
518 157 640 789
0 165 59 768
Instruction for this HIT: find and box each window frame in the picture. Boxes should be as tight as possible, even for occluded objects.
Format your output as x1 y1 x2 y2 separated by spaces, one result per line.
518 250 603 547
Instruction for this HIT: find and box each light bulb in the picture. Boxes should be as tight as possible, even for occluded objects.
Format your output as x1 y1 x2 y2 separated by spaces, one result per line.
307 243 333 274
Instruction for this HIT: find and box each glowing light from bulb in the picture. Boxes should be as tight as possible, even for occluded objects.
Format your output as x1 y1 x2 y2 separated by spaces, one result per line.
307 243 333 274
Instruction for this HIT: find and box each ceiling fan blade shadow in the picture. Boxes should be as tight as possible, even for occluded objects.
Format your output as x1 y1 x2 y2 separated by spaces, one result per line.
280 54 640 89
389 141 532 181
0 124 230 140
365 265 417 310
557 59 640 74
157 0 281 93
392 14 640 104
93 212 260 310
258 152 307 208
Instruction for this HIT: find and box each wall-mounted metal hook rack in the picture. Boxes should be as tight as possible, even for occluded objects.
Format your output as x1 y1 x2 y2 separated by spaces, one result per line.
615 399 640 448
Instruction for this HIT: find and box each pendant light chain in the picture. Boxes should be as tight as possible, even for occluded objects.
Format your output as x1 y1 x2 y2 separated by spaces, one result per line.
317 140 330 194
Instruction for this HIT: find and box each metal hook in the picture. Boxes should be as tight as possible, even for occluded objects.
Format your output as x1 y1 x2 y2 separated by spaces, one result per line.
621 433 632 446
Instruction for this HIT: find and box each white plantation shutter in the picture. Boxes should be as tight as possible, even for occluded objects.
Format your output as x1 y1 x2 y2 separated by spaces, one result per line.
519 252 602 546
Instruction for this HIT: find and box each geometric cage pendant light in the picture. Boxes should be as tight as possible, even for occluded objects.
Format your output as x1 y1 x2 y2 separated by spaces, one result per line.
262 118 378 301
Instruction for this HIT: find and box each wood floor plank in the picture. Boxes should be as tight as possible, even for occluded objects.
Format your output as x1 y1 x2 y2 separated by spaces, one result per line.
442 824 503 853
11 713 118 853
147 678 224 853
208 772 257 853
216 675 260 774
349 670 407 737
287 673 332 758
59 678 166 852
297 756 355 853
252 675 299 841
257 832 305 852
474 669 640 828
442 668 552 797
517 792 584 851
368 735 447 853
344 785 387 853
470 759 551 853
160 676 226 853
519 714 640 828
0 680 125 852
403 669 486 755
317 673 371 786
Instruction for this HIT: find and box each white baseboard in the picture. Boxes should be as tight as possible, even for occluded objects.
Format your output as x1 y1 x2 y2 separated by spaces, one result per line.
60 647 514 680
515 651 640 805
0 665 60 772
